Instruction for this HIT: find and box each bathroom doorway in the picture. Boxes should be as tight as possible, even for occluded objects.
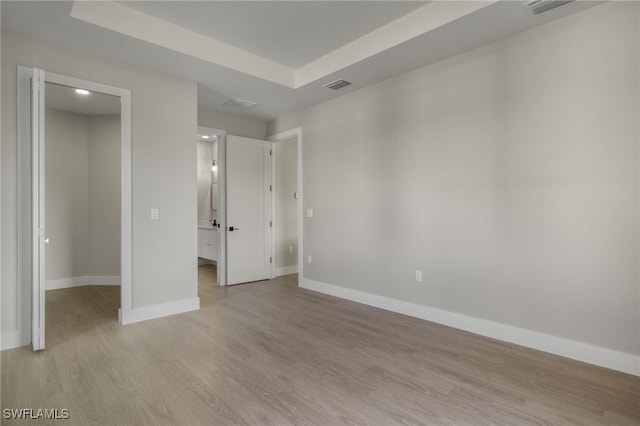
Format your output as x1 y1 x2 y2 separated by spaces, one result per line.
196 127 225 304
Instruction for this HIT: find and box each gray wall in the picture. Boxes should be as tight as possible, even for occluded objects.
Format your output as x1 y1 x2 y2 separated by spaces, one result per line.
45 108 90 281
269 2 640 356
275 137 298 269
199 108 266 140
88 115 121 276
1 29 198 339
44 110 120 282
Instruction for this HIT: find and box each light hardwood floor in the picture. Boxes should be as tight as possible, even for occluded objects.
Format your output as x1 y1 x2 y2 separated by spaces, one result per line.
1 264 638 425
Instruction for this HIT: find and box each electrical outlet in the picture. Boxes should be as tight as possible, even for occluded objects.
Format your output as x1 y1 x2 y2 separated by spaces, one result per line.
289 246 294 254
151 208 159 220
307 255 312 264
415 270 422 282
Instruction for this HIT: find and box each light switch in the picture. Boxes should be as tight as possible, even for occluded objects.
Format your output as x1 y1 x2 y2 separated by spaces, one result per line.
151 208 159 220
306 209 313 218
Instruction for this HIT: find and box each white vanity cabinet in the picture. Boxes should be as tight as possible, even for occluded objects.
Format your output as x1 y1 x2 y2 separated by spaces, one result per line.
198 227 218 261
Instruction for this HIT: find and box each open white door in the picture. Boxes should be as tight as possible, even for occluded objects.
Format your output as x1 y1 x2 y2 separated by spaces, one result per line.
31 68 46 351
226 136 272 285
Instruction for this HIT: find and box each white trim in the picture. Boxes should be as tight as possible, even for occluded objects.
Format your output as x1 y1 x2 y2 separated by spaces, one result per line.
268 128 303 288
32 67 45 351
120 297 200 325
301 278 640 377
17 66 33 354
275 266 299 277
0 331 28 351
45 275 121 290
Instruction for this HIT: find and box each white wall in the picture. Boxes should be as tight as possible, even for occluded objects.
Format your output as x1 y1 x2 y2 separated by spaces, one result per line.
1 30 198 347
198 108 266 140
275 137 298 270
45 108 90 281
269 1 640 364
88 115 120 277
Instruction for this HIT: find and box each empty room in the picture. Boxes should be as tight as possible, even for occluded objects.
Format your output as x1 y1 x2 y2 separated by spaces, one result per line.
1 1 639 425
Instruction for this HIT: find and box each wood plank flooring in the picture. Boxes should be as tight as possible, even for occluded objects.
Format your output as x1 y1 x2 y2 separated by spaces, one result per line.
1 264 638 425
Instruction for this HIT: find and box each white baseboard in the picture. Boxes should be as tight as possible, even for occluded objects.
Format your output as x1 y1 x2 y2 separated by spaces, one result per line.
301 278 640 377
46 275 120 290
276 265 298 277
120 297 200 325
0 330 29 351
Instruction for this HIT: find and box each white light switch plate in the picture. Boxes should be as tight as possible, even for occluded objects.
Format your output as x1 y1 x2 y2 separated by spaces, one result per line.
151 208 159 220
306 209 313 218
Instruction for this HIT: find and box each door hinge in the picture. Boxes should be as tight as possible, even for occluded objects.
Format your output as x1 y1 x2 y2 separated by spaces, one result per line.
270 257 273 264
269 185 272 192
269 220 272 228
269 149 272 156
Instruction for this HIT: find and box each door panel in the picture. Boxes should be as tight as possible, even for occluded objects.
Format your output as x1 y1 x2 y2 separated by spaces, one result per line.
226 136 272 285
32 68 45 351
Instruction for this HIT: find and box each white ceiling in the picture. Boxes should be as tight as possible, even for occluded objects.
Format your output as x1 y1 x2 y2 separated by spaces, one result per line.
117 1 427 68
45 82 121 115
1 1 602 122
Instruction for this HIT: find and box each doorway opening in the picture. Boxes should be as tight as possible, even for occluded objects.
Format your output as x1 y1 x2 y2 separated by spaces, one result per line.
196 126 225 305
44 81 122 345
269 128 303 286
18 67 132 350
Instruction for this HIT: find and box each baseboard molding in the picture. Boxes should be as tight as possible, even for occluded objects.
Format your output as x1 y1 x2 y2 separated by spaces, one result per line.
46 275 120 290
0 330 29 351
276 265 298 277
301 278 640 376
120 297 200 325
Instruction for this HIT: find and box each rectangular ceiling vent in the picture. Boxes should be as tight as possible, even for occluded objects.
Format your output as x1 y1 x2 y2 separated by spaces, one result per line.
523 0 575 16
223 98 258 109
324 79 352 91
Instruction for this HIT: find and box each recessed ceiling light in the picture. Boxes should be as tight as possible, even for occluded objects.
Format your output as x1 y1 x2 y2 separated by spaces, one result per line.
75 88 90 95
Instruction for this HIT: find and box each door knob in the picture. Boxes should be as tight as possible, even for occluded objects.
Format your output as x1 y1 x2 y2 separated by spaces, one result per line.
44 238 50 244
228 226 239 231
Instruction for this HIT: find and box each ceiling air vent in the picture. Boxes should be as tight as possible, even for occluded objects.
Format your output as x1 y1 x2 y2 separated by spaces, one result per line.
223 98 257 109
523 0 575 16
324 79 352 90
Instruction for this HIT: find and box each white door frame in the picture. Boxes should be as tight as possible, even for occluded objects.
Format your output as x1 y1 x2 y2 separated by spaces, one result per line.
31 68 45 350
197 126 227 286
17 66 133 346
268 128 303 286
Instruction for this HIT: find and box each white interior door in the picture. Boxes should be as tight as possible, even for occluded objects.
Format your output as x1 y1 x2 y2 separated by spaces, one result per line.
226 136 272 285
31 68 46 351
